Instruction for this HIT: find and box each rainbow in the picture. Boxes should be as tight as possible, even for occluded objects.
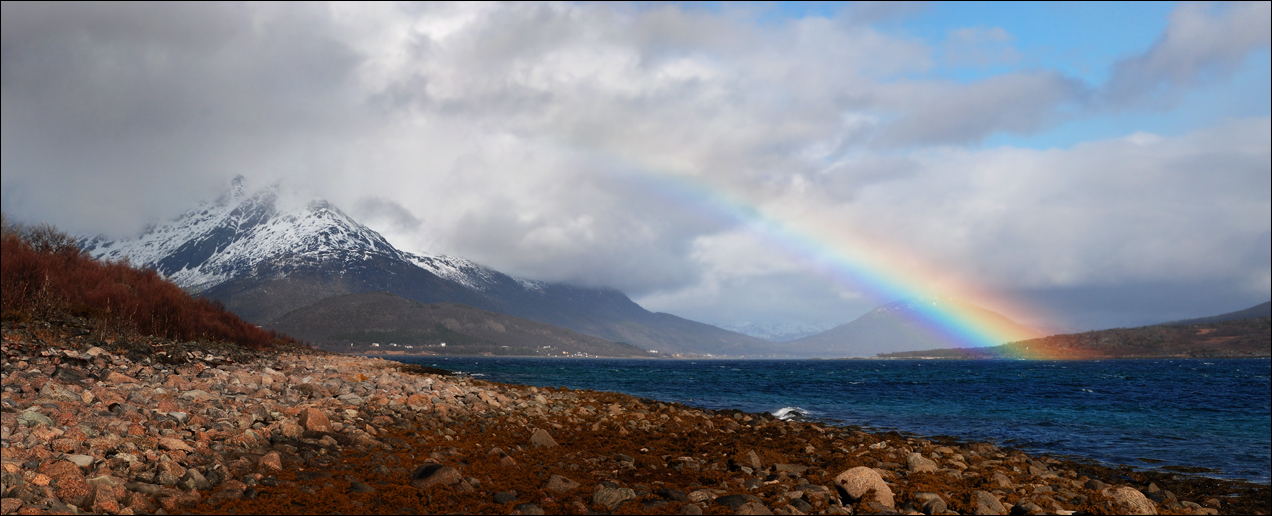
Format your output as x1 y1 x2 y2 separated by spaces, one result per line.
613 166 1051 354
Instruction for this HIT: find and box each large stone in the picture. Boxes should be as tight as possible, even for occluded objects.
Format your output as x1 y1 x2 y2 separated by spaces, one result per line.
529 428 558 448
260 452 283 471
913 492 947 515
1104 486 1157 515
179 389 214 401
513 503 545 515
716 494 763 510
833 467 894 508
410 463 461 489
735 501 773 515
545 474 580 493
158 437 194 452
973 490 1007 515
907 453 938 474
17 411 53 427
64 454 95 470
774 463 808 475
39 382 80 402
298 408 331 432
592 487 636 510
337 394 365 406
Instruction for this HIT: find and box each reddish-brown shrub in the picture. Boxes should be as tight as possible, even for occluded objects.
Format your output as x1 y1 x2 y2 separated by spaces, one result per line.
1 219 298 349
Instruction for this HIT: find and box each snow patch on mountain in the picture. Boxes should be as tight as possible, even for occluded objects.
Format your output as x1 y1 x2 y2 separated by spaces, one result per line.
721 322 838 342
79 177 505 295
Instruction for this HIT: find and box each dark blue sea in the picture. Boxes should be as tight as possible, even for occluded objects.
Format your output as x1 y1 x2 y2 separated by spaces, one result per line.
390 357 1272 484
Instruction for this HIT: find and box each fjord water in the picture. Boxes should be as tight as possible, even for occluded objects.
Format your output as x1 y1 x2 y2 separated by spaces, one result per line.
397 357 1271 483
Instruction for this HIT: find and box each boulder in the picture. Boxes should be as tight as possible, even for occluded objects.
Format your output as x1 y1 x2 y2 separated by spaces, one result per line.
592 487 636 510
513 503 545 515
545 474 580 493
973 490 1007 515
907 453 938 473
259 452 283 471
833 466 894 508
17 411 53 427
1103 486 1157 515
158 437 193 452
529 428 558 448
298 408 331 432
409 463 461 489
913 492 947 515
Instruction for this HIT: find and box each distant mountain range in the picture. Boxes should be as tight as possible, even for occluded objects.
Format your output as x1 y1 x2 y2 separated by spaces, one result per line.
779 297 1042 358
81 178 778 357
880 301 1272 359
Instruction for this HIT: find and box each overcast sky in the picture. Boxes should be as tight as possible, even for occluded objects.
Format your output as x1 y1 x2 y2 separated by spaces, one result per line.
3 2 1269 332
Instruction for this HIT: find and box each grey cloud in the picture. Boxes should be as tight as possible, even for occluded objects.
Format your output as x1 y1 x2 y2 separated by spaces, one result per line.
1 2 366 237
942 26 1021 67
1104 1 1272 106
878 71 1088 146
352 196 423 233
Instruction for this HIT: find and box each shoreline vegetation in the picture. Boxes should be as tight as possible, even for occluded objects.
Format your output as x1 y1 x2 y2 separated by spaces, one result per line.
2 317 1269 515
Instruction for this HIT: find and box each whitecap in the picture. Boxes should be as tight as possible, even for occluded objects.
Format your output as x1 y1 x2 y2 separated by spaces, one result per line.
772 407 809 421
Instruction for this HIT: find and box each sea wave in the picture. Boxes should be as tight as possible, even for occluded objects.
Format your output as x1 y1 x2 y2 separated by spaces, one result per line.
772 406 809 421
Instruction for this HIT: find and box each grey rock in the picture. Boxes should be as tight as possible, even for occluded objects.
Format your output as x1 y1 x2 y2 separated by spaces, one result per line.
1103 486 1157 515
657 488 689 502
337 394 365 406
348 482 375 493
64 454 95 470
39 382 80 402
17 411 53 427
410 463 461 489
735 500 773 515
681 504 704 515
592 487 636 510
716 494 762 510
181 469 213 491
529 428 558 448
494 491 518 504
513 503 545 515
545 474 580 493
833 466 894 508
774 463 809 475
974 490 1007 515
913 492 947 515
907 453 938 474
179 389 214 401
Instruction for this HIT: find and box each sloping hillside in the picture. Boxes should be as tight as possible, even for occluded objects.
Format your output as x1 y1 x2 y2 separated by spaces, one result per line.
269 291 655 358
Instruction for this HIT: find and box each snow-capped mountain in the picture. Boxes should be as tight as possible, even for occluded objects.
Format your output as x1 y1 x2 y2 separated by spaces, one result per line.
81 177 505 294
721 322 837 342
81 178 779 357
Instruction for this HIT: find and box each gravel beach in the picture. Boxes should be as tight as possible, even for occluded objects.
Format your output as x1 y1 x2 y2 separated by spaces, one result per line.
2 318 1267 515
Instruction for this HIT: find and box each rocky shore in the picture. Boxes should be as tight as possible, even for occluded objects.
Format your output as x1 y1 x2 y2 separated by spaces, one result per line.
2 319 1268 515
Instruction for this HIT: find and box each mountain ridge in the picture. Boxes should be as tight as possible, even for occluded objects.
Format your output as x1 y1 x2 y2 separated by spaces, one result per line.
81 178 780 357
